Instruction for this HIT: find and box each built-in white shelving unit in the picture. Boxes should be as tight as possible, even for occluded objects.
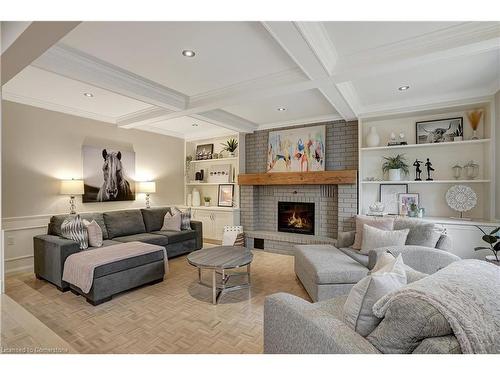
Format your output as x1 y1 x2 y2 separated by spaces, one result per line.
184 134 244 242
358 97 496 223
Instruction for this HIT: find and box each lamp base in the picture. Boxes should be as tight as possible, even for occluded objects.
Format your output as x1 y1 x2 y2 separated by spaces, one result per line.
69 196 76 214
145 193 151 209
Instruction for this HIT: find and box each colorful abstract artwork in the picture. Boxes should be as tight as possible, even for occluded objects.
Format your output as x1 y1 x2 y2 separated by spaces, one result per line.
267 125 326 172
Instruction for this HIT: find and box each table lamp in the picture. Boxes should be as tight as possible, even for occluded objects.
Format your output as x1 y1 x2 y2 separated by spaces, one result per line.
137 181 156 208
60 179 84 214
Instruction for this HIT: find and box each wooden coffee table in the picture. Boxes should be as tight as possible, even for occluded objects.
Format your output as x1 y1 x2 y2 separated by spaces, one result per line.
187 246 253 304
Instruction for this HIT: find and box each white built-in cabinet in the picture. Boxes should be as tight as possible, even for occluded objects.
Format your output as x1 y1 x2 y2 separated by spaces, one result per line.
184 134 244 243
358 97 499 259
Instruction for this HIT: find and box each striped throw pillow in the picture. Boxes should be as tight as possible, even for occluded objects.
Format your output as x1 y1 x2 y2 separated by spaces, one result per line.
61 214 88 250
173 207 192 231
233 232 245 247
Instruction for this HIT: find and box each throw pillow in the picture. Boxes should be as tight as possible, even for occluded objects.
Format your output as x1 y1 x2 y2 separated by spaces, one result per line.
360 225 409 255
82 219 103 248
233 232 245 247
393 218 441 248
173 207 192 231
343 254 407 337
367 295 452 353
161 211 181 231
370 251 429 283
61 214 88 250
352 215 395 250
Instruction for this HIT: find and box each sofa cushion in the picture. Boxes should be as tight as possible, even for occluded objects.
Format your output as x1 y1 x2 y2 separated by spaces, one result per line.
141 207 171 232
113 233 168 247
49 213 109 240
161 211 182 231
343 254 407 337
338 247 369 267
152 229 196 244
394 218 441 248
360 226 409 255
315 295 348 320
93 250 165 278
83 219 103 247
294 245 368 284
353 215 395 250
104 210 146 238
367 295 452 353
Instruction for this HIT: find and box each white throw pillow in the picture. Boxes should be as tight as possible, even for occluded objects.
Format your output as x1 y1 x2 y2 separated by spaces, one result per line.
161 211 182 231
371 251 429 283
82 219 103 248
342 254 407 337
360 225 409 255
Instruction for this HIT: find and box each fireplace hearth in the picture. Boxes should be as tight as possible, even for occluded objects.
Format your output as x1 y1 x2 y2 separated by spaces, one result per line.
278 202 315 235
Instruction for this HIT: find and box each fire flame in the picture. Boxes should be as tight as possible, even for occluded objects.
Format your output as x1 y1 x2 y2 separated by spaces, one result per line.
288 211 308 228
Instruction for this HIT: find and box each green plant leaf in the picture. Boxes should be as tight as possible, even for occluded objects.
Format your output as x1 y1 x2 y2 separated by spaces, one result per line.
494 242 500 251
474 246 491 251
490 227 500 235
482 235 497 244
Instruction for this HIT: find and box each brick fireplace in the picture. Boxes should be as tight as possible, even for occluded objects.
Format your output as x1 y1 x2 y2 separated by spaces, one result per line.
240 120 359 254
278 201 315 235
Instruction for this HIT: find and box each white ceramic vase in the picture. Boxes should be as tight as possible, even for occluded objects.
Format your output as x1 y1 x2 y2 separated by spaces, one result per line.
388 169 401 181
366 127 380 147
192 189 201 207
204 202 210 207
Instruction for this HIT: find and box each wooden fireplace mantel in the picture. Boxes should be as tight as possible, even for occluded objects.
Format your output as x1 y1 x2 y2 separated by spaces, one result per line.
237 170 357 186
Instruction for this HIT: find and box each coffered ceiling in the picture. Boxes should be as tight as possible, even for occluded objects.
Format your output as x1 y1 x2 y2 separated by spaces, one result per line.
2 21 500 139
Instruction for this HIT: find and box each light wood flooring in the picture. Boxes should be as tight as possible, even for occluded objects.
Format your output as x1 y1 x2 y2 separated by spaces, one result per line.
3 249 309 354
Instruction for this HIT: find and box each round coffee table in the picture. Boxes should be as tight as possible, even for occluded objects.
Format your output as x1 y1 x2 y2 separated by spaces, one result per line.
187 246 253 304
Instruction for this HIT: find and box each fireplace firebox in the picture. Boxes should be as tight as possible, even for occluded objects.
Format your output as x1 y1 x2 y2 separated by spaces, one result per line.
278 202 315 235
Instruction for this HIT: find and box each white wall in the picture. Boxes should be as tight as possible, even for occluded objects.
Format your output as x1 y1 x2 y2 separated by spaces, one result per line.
2 101 185 273
496 90 500 220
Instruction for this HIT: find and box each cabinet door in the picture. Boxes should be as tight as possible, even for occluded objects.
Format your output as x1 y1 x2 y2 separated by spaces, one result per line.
193 210 215 240
214 212 234 241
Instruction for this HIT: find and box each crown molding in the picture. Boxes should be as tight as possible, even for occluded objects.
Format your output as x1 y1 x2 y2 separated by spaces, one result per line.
2 91 117 124
256 114 343 131
193 109 257 133
357 87 498 119
32 44 187 111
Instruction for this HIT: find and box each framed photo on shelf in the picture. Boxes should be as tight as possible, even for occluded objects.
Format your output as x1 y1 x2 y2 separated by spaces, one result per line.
195 143 214 160
379 184 408 215
415 117 463 144
398 193 419 216
218 184 234 207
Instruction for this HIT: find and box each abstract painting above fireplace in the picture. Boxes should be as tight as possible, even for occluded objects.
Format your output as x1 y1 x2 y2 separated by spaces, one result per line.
278 202 315 235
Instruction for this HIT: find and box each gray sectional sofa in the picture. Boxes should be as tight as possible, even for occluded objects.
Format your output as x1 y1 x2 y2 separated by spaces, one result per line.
33 207 202 304
294 218 457 302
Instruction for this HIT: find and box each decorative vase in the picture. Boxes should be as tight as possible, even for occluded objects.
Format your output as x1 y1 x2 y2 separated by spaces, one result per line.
204 202 210 207
366 127 380 147
417 208 425 218
187 193 192 206
192 189 201 207
388 169 401 181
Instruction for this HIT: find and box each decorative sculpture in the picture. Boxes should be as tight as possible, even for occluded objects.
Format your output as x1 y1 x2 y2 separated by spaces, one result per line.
425 158 434 181
413 159 422 181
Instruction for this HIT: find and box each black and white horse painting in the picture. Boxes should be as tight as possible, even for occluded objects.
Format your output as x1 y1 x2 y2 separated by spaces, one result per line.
83 146 135 203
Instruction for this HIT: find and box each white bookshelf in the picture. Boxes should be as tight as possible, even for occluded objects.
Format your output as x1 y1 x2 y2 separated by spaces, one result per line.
358 97 496 222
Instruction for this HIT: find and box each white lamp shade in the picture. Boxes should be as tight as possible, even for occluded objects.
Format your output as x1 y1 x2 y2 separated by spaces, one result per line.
60 179 84 195
137 181 156 194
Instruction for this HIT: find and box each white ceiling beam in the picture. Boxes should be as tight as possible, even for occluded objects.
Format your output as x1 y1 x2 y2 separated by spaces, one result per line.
1 22 80 85
32 44 187 111
262 21 357 121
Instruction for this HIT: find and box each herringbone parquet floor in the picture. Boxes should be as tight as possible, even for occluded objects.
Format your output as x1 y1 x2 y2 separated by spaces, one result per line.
5 249 309 354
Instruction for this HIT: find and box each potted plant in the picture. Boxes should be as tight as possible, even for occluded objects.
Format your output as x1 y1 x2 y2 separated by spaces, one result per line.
474 226 500 265
203 196 211 207
221 138 238 157
382 154 409 181
408 203 418 217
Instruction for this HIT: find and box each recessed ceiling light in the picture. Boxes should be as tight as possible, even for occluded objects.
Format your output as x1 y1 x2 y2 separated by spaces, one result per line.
182 50 196 58
398 85 410 91
83 92 94 98
277 107 287 112
192 123 199 127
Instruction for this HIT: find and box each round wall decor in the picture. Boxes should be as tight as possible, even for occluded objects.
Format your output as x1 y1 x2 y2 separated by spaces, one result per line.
445 185 477 215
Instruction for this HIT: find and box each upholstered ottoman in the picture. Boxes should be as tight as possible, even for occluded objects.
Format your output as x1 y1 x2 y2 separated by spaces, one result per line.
294 244 369 302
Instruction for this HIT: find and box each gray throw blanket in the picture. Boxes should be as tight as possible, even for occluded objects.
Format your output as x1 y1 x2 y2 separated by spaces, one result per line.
63 241 168 294
372 259 500 354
